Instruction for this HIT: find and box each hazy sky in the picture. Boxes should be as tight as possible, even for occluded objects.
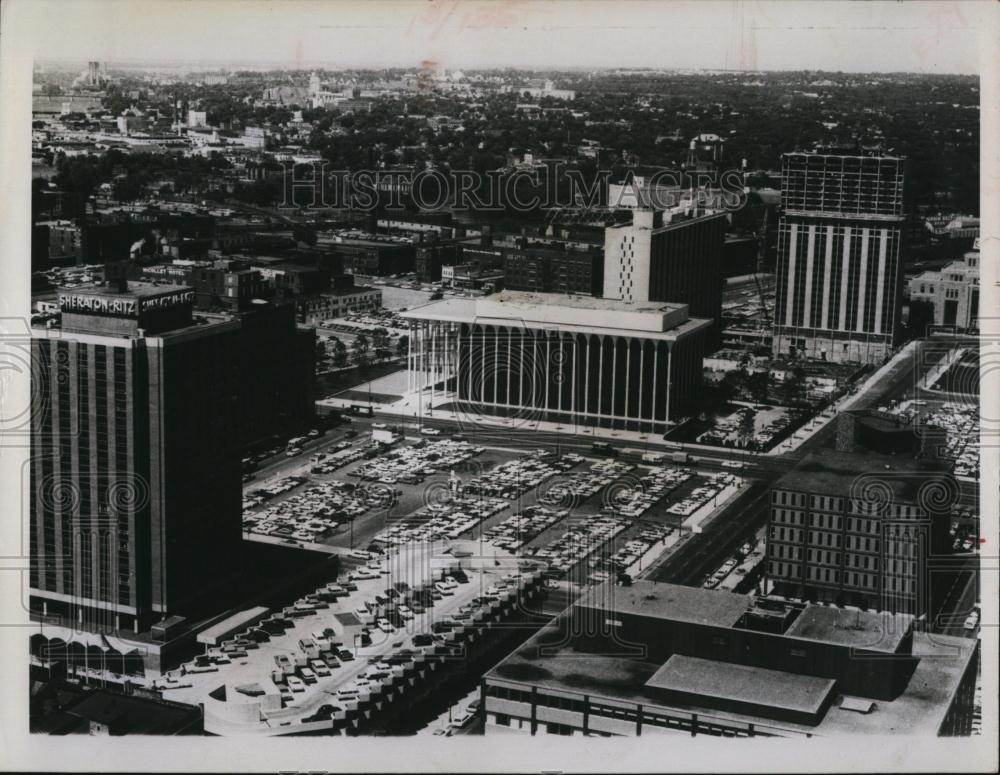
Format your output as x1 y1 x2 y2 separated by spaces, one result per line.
11 0 993 74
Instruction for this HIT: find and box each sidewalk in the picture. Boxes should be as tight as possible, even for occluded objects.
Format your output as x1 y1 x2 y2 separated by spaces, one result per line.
318 345 924 459
320 384 763 459
916 344 964 391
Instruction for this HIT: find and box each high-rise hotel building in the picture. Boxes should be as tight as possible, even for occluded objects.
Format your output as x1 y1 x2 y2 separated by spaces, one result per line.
603 208 726 349
30 276 243 634
773 151 906 364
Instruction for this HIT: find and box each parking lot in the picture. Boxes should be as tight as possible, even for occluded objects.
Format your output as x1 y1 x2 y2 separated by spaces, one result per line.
241 428 752 588
244 479 372 543
371 494 511 546
158 546 537 733
462 451 585 499
242 434 589 553
666 472 745 520
922 401 979 480
480 506 570 553
886 399 979 480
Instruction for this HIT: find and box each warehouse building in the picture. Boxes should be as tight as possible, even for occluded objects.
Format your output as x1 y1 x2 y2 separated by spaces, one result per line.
481 581 978 737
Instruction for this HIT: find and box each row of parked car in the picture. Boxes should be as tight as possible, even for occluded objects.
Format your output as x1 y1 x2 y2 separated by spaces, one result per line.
950 521 980 553
349 439 483 485
604 466 693 518
350 574 467 635
538 458 634 507
480 505 569 552
926 402 980 480
589 524 676 581
530 515 630 575
277 566 524 719
371 495 510 546
703 541 759 589
242 475 308 511
244 480 372 542
273 626 360 705
162 595 360 689
464 451 581 500
311 570 536 723
309 442 366 474
666 472 743 517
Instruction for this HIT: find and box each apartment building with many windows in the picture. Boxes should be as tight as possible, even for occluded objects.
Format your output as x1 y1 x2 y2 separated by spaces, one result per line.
767 449 950 615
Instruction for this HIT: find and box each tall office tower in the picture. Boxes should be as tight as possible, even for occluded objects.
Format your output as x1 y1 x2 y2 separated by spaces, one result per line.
87 61 103 88
234 301 315 449
603 208 726 349
30 275 242 634
773 151 906 364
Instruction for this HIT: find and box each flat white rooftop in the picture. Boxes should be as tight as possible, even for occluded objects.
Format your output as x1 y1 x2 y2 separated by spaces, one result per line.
401 292 710 341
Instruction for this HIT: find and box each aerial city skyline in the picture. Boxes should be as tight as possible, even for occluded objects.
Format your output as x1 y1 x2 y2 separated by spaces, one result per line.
1 0 990 763
20 0 988 75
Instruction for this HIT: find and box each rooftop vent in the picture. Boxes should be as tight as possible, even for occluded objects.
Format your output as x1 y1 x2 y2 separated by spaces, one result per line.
839 697 877 714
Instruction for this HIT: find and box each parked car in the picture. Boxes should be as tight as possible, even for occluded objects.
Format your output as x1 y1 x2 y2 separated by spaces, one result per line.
310 659 331 677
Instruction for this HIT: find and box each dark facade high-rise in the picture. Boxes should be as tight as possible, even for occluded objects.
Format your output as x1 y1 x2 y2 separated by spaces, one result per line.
603 208 726 349
773 151 907 364
235 302 316 449
30 280 243 634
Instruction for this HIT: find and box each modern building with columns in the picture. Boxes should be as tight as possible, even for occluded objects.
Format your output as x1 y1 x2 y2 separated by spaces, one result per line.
773 151 907 364
400 291 710 433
